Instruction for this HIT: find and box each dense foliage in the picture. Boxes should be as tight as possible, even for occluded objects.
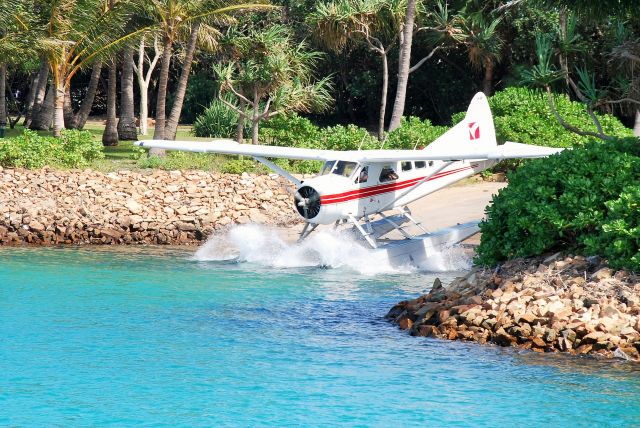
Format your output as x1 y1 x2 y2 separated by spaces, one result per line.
0 130 103 168
476 137 640 270
452 87 631 147
192 95 242 138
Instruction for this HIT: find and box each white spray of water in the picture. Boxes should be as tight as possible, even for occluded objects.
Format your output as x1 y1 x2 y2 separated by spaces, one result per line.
193 224 471 275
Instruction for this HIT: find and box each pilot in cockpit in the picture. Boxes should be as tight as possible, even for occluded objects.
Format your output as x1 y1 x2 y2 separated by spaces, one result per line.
379 166 398 182
357 166 369 183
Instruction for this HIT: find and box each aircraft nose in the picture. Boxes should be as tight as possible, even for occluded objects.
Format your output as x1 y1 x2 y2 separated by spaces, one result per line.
294 185 321 220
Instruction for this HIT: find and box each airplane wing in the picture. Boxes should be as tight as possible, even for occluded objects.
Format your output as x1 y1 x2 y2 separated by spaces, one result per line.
135 140 563 162
135 139 345 161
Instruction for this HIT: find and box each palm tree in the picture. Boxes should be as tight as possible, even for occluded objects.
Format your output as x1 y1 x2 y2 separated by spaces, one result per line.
25 58 49 127
144 0 276 156
102 56 119 145
117 47 138 140
0 0 31 135
387 0 460 132
34 0 146 137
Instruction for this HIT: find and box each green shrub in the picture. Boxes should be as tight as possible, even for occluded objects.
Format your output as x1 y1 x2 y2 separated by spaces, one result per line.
319 124 378 150
192 95 241 138
587 187 640 271
138 151 222 171
451 87 631 148
384 116 448 150
475 137 640 270
0 129 103 168
220 158 260 174
260 113 320 148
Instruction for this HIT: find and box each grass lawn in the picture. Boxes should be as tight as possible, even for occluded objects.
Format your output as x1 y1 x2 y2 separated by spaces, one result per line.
3 120 232 172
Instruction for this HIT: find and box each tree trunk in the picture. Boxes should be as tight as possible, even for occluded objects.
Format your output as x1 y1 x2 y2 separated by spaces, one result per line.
151 36 173 156
23 71 40 126
63 85 74 128
102 60 119 146
117 49 137 140
73 60 102 129
236 97 246 143
251 88 259 145
165 22 201 140
634 109 640 137
482 60 494 96
378 52 389 141
558 8 570 87
0 64 6 133
53 78 66 137
139 79 149 136
388 0 417 133
27 58 50 127
30 83 54 130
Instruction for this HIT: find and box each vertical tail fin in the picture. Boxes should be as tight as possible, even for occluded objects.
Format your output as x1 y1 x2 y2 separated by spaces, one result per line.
422 92 497 156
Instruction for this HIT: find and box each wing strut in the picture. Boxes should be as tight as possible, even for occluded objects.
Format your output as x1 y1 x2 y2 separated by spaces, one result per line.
378 161 454 212
254 156 301 186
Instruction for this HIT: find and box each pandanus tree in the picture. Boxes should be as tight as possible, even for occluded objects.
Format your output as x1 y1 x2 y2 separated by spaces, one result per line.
459 12 503 96
310 0 458 137
214 25 333 144
143 0 276 157
309 0 404 140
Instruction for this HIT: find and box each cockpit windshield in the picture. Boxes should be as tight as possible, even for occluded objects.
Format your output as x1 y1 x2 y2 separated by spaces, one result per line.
319 160 359 178
320 160 336 175
332 161 358 177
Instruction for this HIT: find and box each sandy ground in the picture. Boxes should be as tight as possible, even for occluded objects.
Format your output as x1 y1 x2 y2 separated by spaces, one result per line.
277 181 507 244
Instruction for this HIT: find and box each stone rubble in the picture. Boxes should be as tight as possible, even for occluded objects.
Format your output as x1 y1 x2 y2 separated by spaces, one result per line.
0 167 300 245
387 254 640 362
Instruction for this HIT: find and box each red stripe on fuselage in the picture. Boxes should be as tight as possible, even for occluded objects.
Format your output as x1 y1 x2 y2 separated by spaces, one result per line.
320 165 474 205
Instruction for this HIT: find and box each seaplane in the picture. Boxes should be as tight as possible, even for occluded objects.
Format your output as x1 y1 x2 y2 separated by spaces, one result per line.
137 93 562 268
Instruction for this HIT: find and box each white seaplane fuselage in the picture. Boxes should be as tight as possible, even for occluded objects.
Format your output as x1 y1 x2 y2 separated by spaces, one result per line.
297 158 497 224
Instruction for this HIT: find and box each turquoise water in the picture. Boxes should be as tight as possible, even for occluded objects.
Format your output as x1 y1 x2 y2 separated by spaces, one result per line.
1 245 640 426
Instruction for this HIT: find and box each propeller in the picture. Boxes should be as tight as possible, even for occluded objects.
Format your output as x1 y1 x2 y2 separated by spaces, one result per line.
293 186 321 219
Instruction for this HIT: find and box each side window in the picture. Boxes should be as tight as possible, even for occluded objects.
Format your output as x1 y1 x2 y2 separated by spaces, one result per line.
428 161 434 167
414 161 426 169
401 161 412 172
379 165 399 183
356 166 369 183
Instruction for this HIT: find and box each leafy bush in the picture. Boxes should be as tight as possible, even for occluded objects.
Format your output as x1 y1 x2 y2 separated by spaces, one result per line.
588 187 640 271
0 129 103 168
138 151 223 171
192 95 241 138
385 116 448 150
475 137 640 270
319 124 378 150
451 87 631 148
259 113 320 148
220 159 260 174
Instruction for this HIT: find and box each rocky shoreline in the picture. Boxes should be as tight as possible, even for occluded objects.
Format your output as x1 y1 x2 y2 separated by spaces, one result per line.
0 167 299 245
387 254 640 362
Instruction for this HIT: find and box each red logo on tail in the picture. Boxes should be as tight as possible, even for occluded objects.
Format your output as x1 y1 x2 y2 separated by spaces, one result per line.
468 122 480 140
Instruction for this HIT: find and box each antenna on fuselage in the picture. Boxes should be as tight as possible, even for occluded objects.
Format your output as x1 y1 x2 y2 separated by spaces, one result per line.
357 134 367 151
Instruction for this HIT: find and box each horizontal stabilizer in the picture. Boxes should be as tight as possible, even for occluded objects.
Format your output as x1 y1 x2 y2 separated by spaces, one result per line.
486 142 564 159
